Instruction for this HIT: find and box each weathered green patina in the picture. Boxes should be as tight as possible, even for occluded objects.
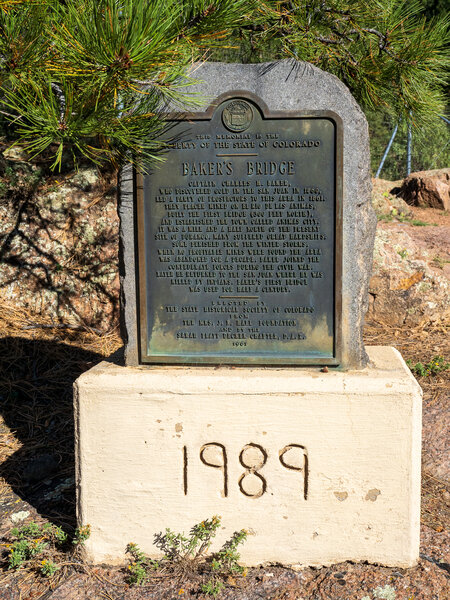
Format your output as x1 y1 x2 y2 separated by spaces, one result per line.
136 92 342 365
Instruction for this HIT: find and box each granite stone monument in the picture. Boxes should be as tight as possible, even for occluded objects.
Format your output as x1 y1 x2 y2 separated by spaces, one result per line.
119 61 375 369
74 61 422 568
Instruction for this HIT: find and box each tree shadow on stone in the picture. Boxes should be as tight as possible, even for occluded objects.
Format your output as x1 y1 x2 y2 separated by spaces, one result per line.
0 336 105 531
0 160 120 332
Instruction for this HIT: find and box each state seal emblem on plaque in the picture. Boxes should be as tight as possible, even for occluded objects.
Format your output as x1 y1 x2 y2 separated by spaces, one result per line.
222 100 253 132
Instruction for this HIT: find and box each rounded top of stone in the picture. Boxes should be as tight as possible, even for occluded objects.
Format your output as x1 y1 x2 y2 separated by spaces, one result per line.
189 60 364 119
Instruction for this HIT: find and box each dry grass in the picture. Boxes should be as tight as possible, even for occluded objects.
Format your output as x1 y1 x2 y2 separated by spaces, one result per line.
0 296 122 354
0 297 121 516
364 317 449 364
0 298 122 598
363 316 449 416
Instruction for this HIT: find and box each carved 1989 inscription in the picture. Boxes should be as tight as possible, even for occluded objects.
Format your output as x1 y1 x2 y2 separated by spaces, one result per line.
184 442 308 500
137 93 342 364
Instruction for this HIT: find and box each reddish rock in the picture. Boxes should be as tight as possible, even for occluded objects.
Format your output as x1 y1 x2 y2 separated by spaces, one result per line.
396 168 450 210
368 224 450 326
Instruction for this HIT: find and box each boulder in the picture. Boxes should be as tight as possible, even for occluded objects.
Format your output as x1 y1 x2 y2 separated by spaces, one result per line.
371 177 411 218
368 226 450 326
395 168 450 211
0 165 119 331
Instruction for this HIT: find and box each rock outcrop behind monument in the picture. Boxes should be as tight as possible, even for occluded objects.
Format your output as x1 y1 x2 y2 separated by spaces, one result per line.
394 168 450 211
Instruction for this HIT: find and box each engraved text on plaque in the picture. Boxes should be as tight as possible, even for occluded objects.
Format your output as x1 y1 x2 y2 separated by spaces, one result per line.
137 93 342 364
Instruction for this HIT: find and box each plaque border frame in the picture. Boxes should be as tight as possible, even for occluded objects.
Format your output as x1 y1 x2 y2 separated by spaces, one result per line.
135 91 343 366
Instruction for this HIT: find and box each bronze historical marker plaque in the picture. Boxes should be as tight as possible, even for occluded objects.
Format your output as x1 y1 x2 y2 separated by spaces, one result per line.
137 92 342 365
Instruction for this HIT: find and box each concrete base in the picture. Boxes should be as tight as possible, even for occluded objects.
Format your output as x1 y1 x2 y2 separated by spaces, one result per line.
74 346 422 568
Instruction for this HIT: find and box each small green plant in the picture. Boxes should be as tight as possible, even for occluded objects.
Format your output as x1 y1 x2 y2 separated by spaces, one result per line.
3 521 90 574
73 524 91 545
199 529 249 597
409 219 432 227
154 515 222 564
40 559 59 577
41 522 68 545
211 529 248 575
407 355 450 377
126 542 159 586
7 538 48 569
52 526 68 544
126 516 248 596
397 249 408 259
11 522 41 539
432 255 450 269
377 210 433 228
202 577 224 597
397 213 435 227
7 522 54 569
127 560 148 586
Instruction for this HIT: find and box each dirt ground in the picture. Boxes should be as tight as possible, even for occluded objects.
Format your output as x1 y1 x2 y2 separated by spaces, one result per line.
371 177 450 280
379 199 450 281
0 299 448 599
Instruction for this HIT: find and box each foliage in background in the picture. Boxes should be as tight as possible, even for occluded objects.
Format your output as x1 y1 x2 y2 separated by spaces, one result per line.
225 0 450 180
0 0 449 175
221 1 449 121
367 108 449 180
419 0 448 20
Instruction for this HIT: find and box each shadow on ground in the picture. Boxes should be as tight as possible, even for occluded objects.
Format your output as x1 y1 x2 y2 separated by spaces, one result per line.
0 336 104 531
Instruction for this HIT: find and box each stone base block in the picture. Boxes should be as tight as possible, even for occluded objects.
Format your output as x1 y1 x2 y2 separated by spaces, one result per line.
74 346 421 568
